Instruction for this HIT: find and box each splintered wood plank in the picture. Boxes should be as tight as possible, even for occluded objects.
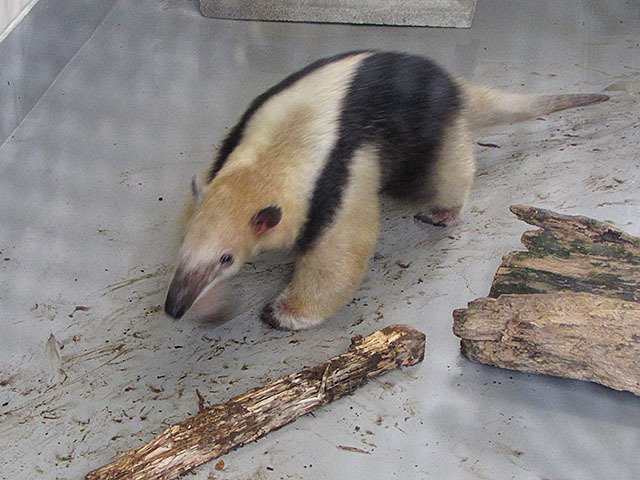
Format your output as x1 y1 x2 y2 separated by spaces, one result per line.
87 324 426 480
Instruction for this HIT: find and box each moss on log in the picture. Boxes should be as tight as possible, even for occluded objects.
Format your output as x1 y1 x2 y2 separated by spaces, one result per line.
490 206 640 299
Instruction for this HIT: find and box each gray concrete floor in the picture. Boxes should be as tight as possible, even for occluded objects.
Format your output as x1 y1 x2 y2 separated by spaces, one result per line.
1 0 639 479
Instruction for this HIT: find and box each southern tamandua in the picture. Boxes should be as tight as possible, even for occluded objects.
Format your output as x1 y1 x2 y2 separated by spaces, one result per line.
164 51 608 330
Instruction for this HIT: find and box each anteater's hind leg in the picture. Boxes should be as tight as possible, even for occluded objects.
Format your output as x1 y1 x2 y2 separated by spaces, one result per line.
261 147 380 330
415 114 475 226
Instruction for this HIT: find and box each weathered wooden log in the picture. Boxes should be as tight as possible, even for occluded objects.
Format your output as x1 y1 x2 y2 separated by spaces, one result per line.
454 293 640 395
490 205 640 300
454 205 640 395
86 324 425 480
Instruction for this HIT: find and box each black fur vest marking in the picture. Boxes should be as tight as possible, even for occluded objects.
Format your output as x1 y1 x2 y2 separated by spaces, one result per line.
296 52 461 252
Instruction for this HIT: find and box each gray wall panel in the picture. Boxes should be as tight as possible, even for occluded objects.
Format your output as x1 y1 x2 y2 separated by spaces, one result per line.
0 0 117 145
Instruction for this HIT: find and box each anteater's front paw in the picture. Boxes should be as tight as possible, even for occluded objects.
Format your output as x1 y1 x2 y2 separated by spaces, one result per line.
260 299 322 331
260 302 288 330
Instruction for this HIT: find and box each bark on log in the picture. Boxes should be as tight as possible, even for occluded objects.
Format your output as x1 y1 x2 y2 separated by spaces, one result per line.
454 205 640 395
454 293 640 395
86 324 425 480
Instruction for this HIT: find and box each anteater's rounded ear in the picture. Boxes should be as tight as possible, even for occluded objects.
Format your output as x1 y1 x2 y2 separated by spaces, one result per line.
251 206 282 235
191 171 209 207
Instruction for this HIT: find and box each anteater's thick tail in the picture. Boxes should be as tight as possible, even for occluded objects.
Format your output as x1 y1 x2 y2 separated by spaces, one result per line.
458 80 609 129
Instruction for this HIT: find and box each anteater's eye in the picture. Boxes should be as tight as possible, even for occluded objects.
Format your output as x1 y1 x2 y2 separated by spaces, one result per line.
219 253 234 266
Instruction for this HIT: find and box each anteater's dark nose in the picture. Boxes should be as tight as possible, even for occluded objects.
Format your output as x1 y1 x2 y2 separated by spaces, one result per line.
164 269 198 319
164 294 187 319
164 263 216 319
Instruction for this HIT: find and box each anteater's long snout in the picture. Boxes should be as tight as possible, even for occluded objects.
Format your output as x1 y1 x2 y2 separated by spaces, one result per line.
165 275 196 319
164 264 215 319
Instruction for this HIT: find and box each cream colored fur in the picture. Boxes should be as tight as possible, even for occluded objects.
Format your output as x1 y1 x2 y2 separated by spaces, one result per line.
269 145 381 329
417 112 475 223
458 79 608 129
184 52 373 270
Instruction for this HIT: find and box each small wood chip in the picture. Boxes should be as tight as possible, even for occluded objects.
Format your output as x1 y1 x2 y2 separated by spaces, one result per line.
214 460 224 471
337 445 369 454
69 306 91 317
196 389 206 412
